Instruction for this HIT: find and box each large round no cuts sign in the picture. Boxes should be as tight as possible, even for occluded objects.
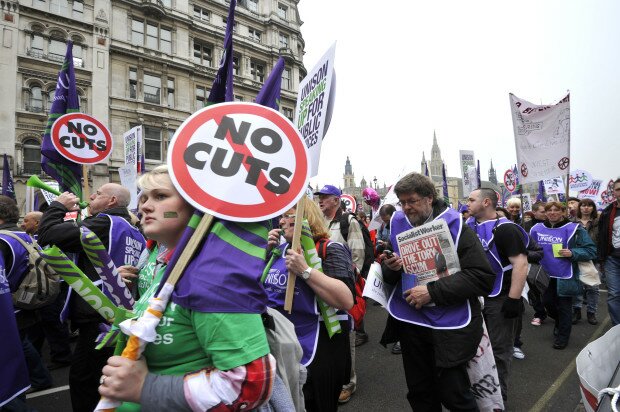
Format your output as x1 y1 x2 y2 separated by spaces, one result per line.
51 113 113 164
168 103 310 221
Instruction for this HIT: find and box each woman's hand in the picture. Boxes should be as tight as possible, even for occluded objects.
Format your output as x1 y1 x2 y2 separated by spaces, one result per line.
382 252 403 271
99 356 148 403
267 229 282 251
559 249 573 258
118 265 139 287
285 248 309 277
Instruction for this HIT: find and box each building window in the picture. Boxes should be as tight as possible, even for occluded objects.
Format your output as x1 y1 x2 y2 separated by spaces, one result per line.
73 44 84 68
193 42 212 66
132 19 144 45
143 74 161 104
160 28 172 54
29 33 44 58
247 0 258 12
23 139 42 174
277 3 287 19
193 6 209 21
196 85 207 109
222 17 237 32
47 89 56 109
129 68 137 99
232 55 240 75
279 33 289 49
282 107 293 121
72 0 83 18
50 0 68 14
281 67 291 90
49 38 66 62
146 23 158 49
248 28 261 43
250 61 264 82
166 78 175 108
234 95 244 102
144 126 162 161
27 86 43 112
161 0 171 7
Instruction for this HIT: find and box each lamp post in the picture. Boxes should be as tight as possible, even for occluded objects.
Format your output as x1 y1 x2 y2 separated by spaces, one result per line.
373 176 377 189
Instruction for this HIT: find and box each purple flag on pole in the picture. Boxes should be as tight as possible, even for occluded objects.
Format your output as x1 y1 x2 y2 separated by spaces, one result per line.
476 159 482 189
2 154 16 201
424 162 429 177
442 163 449 204
536 180 547 202
255 57 285 110
41 41 82 200
207 0 236 105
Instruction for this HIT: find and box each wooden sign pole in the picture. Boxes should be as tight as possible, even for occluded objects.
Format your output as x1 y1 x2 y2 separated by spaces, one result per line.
283 199 306 313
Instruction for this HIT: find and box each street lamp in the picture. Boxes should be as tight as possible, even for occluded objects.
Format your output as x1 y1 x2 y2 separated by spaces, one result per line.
373 176 377 189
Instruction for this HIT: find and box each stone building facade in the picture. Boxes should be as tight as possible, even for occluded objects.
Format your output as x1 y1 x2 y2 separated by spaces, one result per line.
0 0 306 213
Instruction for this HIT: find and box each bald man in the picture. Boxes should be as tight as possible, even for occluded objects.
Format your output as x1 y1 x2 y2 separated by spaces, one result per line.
21 211 43 236
37 183 145 412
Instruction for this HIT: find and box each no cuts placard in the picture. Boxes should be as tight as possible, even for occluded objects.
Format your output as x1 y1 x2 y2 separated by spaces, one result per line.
51 113 113 164
341 194 357 213
168 102 310 221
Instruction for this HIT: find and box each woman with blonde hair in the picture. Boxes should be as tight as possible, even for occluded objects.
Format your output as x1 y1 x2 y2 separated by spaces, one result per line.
264 196 355 411
99 165 274 411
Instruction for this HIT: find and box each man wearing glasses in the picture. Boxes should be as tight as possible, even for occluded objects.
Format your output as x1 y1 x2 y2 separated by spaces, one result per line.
466 188 529 403
380 172 495 411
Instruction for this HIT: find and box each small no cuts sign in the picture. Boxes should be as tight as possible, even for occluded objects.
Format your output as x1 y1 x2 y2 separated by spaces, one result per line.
51 113 113 164
341 194 356 213
168 103 310 221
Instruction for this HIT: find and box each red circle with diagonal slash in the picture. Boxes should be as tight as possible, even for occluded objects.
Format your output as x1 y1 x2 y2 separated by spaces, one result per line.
51 113 113 164
168 102 310 222
341 194 356 213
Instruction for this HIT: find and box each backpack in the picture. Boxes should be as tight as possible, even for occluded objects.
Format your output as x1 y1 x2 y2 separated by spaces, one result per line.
337 212 375 279
315 238 367 330
0 231 60 310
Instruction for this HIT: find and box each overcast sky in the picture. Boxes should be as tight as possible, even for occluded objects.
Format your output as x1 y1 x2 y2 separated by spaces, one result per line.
296 0 619 192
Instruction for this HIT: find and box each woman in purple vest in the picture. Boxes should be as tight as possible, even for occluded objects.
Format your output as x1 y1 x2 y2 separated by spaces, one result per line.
530 201 596 349
265 196 355 412
98 165 275 411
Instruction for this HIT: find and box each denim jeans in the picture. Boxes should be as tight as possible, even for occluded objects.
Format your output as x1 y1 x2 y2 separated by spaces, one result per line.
572 284 600 314
605 256 620 326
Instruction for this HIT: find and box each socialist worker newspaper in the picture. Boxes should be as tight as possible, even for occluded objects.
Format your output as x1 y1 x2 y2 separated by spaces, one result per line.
395 219 461 285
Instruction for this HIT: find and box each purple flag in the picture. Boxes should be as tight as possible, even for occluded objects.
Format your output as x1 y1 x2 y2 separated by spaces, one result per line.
424 162 429 177
536 180 547 202
255 57 285 110
139 152 146 175
476 159 482 189
513 165 522 195
2 154 16 200
442 163 449 204
41 41 83 199
156 0 237 293
207 0 236 104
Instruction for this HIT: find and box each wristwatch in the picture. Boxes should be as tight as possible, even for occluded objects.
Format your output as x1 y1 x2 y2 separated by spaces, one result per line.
300 267 312 280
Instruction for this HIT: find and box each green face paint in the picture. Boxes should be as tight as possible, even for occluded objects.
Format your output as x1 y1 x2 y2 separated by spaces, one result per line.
164 211 178 218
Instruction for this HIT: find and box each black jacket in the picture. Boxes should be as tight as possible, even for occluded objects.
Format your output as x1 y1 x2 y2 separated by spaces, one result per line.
598 202 618 261
38 203 134 323
380 201 495 368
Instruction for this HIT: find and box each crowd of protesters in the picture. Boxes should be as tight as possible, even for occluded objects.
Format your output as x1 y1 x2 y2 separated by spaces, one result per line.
1 174 619 412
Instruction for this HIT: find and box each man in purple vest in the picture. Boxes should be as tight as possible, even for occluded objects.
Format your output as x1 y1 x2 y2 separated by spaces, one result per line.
0 195 49 409
466 188 529 403
380 173 495 411
599 178 620 326
38 183 145 412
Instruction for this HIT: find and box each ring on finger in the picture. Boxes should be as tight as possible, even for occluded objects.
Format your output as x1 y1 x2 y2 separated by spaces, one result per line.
100 375 107 385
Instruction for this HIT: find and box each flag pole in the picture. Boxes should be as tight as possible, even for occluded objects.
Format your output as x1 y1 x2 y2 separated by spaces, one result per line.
283 199 306 313
82 164 90 201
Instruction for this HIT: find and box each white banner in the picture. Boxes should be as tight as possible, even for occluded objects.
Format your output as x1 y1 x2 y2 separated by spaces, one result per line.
41 181 60 205
543 176 565 195
123 126 141 169
522 193 532 212
118 166 138 210
459 150 477 195
509 93 570 184
578 179 603 200
568 169 593 192
294 43 336 177
362 263 393 307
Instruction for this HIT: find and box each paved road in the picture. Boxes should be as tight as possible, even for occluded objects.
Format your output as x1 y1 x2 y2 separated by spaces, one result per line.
25 291 612 411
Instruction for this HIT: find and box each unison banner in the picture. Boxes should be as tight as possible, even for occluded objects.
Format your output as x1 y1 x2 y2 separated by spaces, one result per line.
509 93 570 184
